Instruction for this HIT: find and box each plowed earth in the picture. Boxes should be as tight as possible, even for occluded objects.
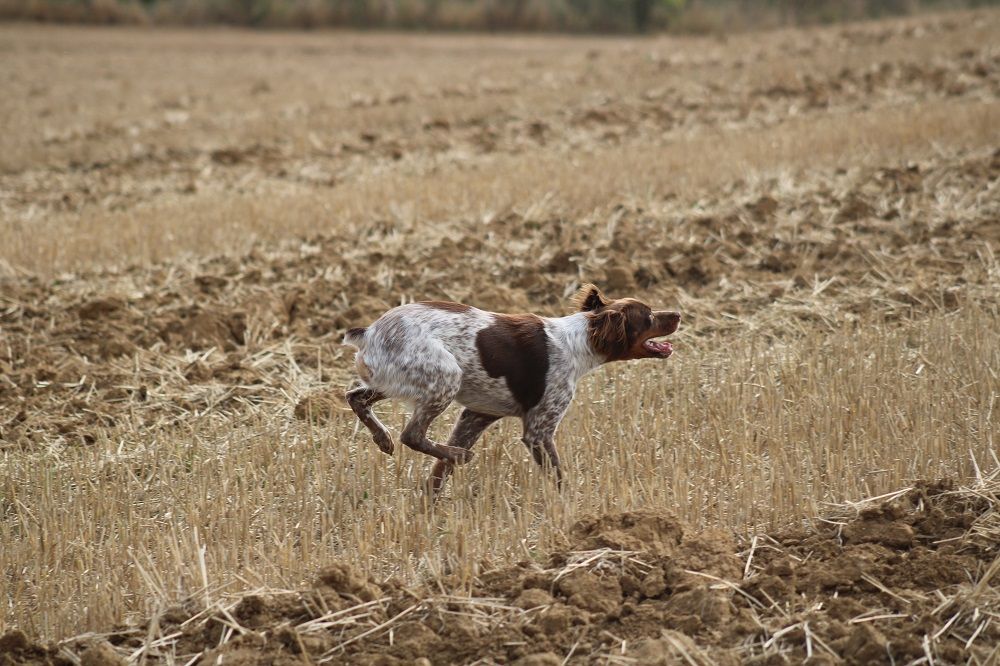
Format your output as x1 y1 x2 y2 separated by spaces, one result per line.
3 145 999 448
1 9 999 664
3 479 999 665
2 13 999 449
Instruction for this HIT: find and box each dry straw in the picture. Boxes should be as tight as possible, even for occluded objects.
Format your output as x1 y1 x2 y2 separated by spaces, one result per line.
3 303 997 637
24 461 1000 664
1 9 998 645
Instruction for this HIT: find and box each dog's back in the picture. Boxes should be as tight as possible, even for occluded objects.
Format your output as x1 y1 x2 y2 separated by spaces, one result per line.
346 302 515 412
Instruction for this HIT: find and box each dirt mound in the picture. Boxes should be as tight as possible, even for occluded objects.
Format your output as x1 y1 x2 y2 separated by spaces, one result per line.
569 509 686 556
6 478 996 665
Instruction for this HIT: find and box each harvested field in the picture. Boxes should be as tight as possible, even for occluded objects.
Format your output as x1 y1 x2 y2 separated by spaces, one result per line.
6 477 1000 664
1 9 999 664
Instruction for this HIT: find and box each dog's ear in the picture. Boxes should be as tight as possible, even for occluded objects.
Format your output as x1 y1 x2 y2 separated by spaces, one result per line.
573 283 610 312
588 308 628 360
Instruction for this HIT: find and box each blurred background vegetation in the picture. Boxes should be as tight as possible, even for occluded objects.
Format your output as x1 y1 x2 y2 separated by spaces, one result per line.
1 0 997 32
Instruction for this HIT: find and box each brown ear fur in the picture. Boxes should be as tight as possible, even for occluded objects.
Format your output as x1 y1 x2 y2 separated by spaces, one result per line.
588 309 628 360
573 283 610 312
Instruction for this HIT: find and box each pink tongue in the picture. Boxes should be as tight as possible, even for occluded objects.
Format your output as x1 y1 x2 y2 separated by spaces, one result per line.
648 340 673 354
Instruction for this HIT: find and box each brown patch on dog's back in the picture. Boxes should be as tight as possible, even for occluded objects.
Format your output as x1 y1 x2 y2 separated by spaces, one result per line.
476 314 549 413
420 301 472 313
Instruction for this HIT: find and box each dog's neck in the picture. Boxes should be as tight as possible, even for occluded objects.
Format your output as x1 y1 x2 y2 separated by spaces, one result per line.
545 311 605 382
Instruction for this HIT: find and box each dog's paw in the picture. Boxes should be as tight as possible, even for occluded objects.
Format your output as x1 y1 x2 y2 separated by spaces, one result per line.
373 431 394 455
441 445 474 465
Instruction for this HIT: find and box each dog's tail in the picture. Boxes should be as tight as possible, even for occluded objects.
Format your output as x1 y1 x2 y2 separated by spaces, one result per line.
342 326 368 348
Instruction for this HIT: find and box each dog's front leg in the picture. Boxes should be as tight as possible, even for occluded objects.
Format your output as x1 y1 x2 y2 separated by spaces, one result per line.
521 396 572 489
521 433 563 488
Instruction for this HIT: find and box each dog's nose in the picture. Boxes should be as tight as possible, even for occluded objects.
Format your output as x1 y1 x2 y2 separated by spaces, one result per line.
657 311 681 332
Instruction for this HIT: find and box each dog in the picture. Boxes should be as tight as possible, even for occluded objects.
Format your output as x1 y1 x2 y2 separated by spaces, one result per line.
342 283 680 498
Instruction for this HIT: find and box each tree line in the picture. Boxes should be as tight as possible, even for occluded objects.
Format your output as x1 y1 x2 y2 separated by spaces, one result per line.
2 0 994 31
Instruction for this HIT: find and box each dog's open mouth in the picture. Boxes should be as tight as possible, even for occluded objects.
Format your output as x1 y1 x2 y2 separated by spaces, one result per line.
643 337 674 358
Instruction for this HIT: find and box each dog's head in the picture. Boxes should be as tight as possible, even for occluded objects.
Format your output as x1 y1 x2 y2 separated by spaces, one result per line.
574 283 680 362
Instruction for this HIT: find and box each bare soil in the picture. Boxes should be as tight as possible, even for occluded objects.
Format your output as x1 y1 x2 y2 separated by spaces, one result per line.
2 13 998 449
2 145 998 449
2 478 997 664
1 10 998 660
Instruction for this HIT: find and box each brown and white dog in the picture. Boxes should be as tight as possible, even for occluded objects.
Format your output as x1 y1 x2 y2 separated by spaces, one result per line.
343 284 680 497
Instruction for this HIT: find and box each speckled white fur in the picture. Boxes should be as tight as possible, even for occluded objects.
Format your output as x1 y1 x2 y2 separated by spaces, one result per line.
354 305 600 415
343 303 603 491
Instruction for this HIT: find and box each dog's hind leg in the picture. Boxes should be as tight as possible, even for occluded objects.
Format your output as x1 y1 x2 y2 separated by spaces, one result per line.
366 340 473 465
425 409 500 500
346 386 394 455
401 395 475 465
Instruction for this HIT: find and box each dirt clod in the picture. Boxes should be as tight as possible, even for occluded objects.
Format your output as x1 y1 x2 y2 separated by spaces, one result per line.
79 642 125 666
514 588 555 609
315 562 381 602
569 509 685 558
557 570 622 614
843 519 915 548
0 630 30 653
